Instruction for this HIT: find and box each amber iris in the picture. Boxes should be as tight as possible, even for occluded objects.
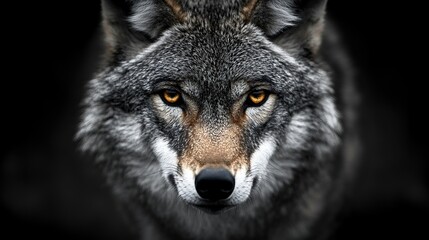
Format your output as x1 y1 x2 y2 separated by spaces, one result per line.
248 90 267 105
162 90 180 104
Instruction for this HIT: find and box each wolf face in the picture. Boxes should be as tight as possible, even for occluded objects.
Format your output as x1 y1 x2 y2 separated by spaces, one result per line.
78 0 347 238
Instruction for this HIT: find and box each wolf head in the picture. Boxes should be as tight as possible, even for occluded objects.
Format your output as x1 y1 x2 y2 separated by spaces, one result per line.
78 0 340 215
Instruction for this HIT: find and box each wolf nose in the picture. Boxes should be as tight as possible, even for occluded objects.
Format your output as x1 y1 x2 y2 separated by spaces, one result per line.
195 168 235 201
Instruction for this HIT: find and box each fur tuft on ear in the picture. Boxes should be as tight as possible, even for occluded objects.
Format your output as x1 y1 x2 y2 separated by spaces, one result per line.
101 0 186 58
250 0 300 36
250 0 328 55
127 0 169 40
128 0 186 40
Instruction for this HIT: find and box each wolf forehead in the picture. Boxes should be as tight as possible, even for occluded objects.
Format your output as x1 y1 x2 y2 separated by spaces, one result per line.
108 35 314 109
143 29 294 85
117 23 305 85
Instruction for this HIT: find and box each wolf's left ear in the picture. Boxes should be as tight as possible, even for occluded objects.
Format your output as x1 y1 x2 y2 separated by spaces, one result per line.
243 0 328 55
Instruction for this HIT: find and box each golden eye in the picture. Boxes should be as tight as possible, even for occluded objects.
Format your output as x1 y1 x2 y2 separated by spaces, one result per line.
161 89 181 105
248 90 268 106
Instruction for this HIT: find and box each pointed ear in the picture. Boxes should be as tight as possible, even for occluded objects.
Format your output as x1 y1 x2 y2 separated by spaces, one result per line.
246 0 328 55
101 0 186 51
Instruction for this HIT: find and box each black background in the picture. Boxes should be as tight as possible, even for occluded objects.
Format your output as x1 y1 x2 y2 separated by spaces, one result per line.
2 1 426 239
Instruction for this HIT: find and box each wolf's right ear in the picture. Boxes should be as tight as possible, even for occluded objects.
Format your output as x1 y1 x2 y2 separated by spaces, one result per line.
243 0 328 56
102 0 185 52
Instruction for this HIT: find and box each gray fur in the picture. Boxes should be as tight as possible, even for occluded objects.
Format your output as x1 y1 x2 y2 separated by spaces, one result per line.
77 0 358 239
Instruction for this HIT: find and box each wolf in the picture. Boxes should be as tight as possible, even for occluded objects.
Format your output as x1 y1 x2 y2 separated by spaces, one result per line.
77 0 359 239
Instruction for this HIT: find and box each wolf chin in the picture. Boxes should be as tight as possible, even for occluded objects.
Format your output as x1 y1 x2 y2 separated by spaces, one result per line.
77 0 359 239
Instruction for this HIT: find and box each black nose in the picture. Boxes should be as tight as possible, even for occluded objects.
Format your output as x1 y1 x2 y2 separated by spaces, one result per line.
195 168 235 201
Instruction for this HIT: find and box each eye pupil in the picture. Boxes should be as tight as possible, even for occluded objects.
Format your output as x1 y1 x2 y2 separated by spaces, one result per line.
248 90 267 105
163 90 180 104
